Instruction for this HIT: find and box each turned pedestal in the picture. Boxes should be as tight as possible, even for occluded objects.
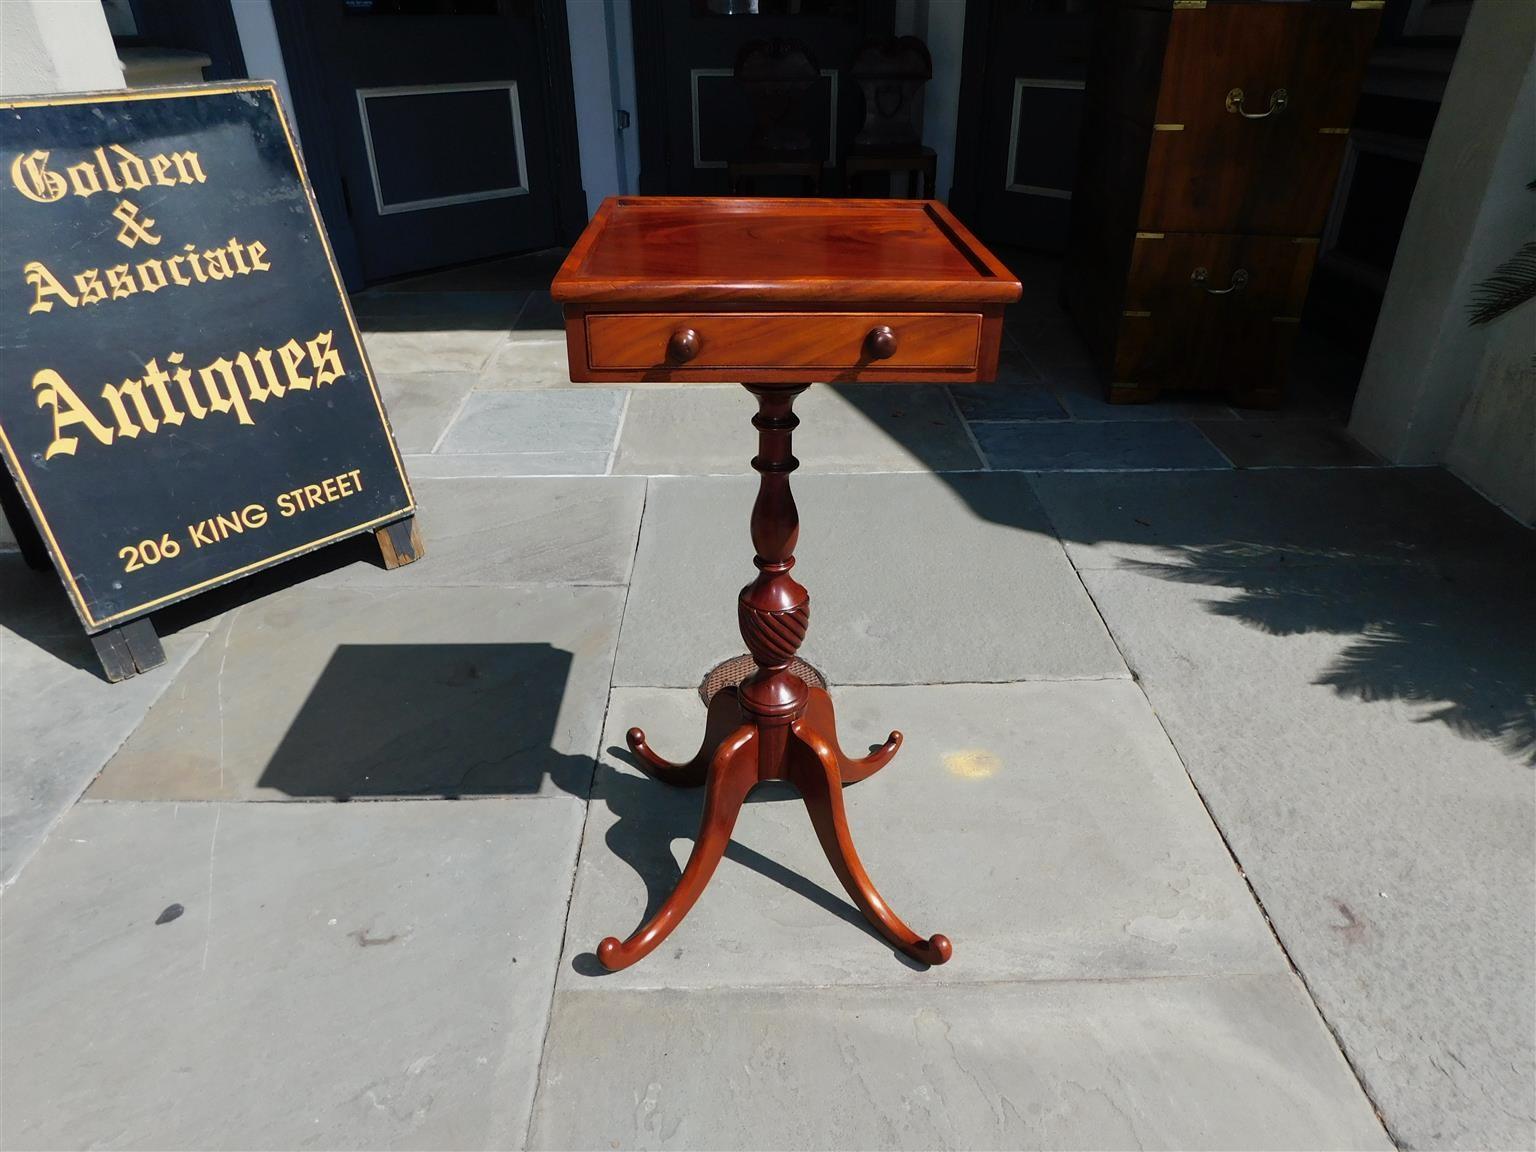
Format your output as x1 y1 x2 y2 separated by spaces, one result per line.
601 383 949 971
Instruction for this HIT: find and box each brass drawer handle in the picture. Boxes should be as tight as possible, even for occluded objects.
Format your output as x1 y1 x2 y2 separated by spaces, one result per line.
865 325 898 359
1191 267 1249 295
1225 87 1287 119
667 327 700 362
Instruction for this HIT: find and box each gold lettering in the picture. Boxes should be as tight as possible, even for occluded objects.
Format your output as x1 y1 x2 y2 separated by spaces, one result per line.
225 237 251 275
150 154 177 186
234 349 283 403
10 150 66 203
100 374 171 436
307 330 345 387
188 520 214 548
165 255 192 286
197 358 254 426
170 150 206 185
110 144 150 191
183 243 208 283
32 369 114 458
65 160 102 198
246 240 270 271
91 148 123 193
166 351 206 419
277 492 298 517
98 378 144 439
23 261 77 313
73 269 106 306
105 264 138 300
136 258 168 293
203 246 234 280
141 358 185 427
243 503 268 529
278 339 312 391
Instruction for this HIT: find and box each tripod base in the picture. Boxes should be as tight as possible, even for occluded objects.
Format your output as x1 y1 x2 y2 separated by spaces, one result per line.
599 684 951 972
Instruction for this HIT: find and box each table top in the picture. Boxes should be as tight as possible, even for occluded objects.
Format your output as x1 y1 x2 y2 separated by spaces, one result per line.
551 197 1021 307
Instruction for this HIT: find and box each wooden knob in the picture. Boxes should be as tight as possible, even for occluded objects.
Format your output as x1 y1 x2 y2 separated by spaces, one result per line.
667 328 700 363
866 325 898 360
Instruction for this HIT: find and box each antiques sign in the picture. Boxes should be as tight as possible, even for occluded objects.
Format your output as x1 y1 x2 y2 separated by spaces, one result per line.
0 83 413 631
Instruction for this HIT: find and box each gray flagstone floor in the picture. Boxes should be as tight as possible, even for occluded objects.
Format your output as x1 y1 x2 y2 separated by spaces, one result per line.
1 249 1530 1151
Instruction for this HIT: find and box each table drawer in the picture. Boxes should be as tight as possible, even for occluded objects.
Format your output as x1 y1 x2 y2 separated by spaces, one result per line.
584 312 982 372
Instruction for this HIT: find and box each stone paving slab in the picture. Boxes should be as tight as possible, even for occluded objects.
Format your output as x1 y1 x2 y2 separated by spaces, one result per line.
1195 418 1382 469
509 289 564 339
949 351 1064 420
405 451 614 478
1079 562 1536 1151
0 569 204 884
1028 466 1536 572
1036 361 1241 422
529 975 1389 1151
351 289 528 323
436 389 627 461
89 584 621 802
614 472 1125 686
374 371 478 454
479 339 578 389
973 419 1232 471
1 796 583 1151
560 682 1285 990
361 325 507 375
307 477 644 588
613 384 979 476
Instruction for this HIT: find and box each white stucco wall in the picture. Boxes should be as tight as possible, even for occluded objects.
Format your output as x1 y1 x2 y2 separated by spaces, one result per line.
1349 0 1536 522
566 0 641 215
230 0 299 146
895 0 965 202
0 0 125 551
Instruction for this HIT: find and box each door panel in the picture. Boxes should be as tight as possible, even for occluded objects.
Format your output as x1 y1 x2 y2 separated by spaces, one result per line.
952 0 1092 252
635 0 893 196
303 0 564 282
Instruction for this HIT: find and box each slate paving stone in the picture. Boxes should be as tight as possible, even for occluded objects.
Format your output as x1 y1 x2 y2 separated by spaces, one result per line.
360 324 507 375
373 371 477 453
510 289 565 339
380 247 566 293
405 450 614 479
0 562 205 883
89 584 621 802
435 389 627 463
973 419 1231 471
1041 361 1241 422
948 351 1064 420
307 477 644 588
349 289 528 324
1079 562 1536 1152
1028 466 1536 572
614 472 1125 686
1 797 583 1152
613 384 979 476
561 682 1285 990
479 339 577 389
1196 418 1382 468
530 976 1390 1151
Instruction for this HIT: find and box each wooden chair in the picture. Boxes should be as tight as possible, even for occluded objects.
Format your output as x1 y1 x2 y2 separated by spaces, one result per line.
846 36 936 199
728 39 823 196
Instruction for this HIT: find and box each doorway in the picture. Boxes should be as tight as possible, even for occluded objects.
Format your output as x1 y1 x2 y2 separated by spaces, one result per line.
631 0 895 195
950 0 1092 252
270 0 584 286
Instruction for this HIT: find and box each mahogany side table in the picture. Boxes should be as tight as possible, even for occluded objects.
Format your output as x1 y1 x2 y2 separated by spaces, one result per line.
551 197 1020 971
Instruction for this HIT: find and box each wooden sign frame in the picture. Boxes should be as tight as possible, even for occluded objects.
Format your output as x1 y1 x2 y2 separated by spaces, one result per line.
0 83 422 680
